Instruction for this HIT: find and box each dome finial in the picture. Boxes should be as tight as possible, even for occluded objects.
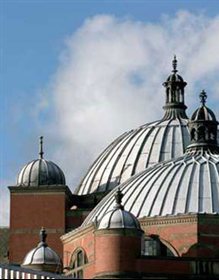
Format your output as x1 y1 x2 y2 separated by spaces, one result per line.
172 55 178 74
39 227 47 245
39 136 44 159
199 90 207 106
114 187 124 210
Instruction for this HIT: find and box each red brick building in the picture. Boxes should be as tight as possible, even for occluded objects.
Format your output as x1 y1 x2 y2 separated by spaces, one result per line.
8 58 219 278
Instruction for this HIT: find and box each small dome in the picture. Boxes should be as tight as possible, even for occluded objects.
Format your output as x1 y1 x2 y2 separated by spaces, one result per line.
98 188 141 230
191 91 217 122
163 56 187 85
165 73 184 83
17 159 66 187
22 228 62 273
17 137 66 187
98 208 141 230
191 106 216 122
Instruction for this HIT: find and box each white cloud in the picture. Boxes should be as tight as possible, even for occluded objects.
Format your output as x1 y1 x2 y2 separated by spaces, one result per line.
2 11 219 226
41 11 219 190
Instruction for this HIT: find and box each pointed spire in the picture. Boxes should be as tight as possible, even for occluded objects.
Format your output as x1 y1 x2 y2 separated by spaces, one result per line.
172 55 178 74
114 187 124 210
39 136 44 159
199 90 207 106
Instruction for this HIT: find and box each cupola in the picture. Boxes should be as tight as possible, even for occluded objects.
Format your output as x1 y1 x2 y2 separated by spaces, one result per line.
17 137 66 187
98 188 141 230
22 228 62 273
162 55 188 119
187 90 219 154
94 189 143 279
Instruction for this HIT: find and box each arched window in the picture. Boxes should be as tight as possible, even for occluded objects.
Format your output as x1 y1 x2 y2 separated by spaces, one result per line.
69 248 88 279
197 126 206 141
191 128 197 141
166 88 170 103
142 235 175 257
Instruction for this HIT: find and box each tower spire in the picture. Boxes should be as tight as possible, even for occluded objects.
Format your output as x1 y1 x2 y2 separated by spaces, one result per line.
39 136 44 159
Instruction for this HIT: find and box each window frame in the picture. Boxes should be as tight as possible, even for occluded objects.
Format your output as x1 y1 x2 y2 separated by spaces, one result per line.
68 248 88 278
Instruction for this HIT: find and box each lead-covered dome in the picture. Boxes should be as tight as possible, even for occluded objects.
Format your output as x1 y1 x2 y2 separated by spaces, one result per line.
17 137 66 187
82 93 219 226
98 188 141 230
75 57 190 195
22 228 62 273
191 90 217 122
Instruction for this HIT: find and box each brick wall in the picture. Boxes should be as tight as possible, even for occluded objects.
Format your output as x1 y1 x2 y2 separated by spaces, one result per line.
9 186 70 264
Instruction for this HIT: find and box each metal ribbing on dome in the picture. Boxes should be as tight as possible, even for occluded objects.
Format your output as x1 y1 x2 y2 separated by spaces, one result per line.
98 188 141 230
98 208 141 230
191 106 217 122
22 228 62 273
17 159 66 187
82 152 219 227
17 136 66 187
75 118 190 195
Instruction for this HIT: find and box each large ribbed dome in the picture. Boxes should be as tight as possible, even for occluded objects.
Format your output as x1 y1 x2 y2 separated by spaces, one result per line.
83 151 219 227
82 94 219 226
75 57 190 195
17 137 66 187
76 118 190 195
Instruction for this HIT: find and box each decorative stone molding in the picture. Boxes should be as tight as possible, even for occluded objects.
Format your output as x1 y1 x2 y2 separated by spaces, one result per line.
139 213 199 227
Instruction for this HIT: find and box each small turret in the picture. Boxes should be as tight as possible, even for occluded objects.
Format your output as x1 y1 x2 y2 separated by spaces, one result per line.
94 188 143 278
187 90 219 154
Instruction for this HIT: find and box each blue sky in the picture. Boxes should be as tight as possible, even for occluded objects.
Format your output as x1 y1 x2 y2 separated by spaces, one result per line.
1 0 219 226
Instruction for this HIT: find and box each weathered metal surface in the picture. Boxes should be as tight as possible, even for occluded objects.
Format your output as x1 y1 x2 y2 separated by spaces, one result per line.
82 151 219 226
17 159 66 187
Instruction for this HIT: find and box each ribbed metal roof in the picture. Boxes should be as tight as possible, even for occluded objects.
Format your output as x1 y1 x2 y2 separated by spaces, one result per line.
22 228 62 270
22 244 61 266
82 150 219 226
98 188 141 230
75 118 190 195
98 208 141 230
83 96 219 226
17 159 66 187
